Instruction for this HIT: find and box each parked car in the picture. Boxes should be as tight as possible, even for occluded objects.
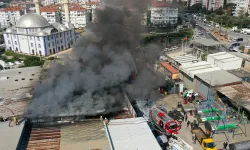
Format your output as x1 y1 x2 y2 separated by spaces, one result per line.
237 38 243 42
231 43 240 47
164 48 171 52
171 46 178 50
198 32 203 35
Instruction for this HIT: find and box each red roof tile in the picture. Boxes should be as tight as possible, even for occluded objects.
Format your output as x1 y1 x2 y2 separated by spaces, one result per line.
152 1 171 7
160 62 179 74
40 6 57 12
0 7 23 12
70 6 87 11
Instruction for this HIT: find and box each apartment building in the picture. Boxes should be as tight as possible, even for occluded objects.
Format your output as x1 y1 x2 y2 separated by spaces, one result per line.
62 4 87 28
205 0 224 10
150 1 178 26
40 6 61 24
229 0 249 16
0 7 24 28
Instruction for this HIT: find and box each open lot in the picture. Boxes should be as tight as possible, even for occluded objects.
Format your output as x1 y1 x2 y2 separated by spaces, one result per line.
156 94 250 150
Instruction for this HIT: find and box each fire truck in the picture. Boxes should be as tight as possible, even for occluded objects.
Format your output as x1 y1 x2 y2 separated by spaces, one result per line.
149 107 181 135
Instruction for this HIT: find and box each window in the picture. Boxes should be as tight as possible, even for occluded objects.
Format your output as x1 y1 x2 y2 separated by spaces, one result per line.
37 37 40 41
61 46 63 50
60 33 62 37
49 49 52 54
7 34 9 38
51 35 53 39
8 40 10 44
30 36 32 40
32 50 34 55
60 39 62 43
47 36 50 40
48 43 51 47
14 41 17 45
38 44 41 48
52 42 54 46
58 47 60 51
39 51 42 55
31 43 33 47
57 40 59 44
14 35 16 38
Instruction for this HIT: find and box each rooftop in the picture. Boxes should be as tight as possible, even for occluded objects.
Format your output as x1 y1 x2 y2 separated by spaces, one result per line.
19 121 110 150
0 7 23 12
106 117 162 150
216 82 250 111
208 52 242 62
70 6 87 11
40 6 57 12
152 1 172 7
195 70 242 87
230 52 250 61
166 52 199 65
0 121 24 150
160 62 178 74
180 61 221 78
16 13 50 28
228 68 250 78
194 39 226 46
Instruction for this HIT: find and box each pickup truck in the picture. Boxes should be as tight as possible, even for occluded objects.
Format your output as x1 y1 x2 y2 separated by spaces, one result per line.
191 126 217 150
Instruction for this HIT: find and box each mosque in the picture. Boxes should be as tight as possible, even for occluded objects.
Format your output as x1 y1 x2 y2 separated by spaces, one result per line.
3 0 76 56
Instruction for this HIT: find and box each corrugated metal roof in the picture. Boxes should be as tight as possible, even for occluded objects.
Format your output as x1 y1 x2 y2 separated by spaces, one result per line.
107 117 161 150
195 70 242 86
160 62 178 74
216 82 250 110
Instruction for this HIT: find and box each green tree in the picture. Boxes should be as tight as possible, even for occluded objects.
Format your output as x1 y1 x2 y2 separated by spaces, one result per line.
24 56 44 67
190 3 202 12
214 7 224 15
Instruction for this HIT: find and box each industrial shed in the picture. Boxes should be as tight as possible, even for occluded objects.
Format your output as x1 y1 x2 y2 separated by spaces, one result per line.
179 61 221 90
207 52 243 70
194 70 242 99
160 62 179 80
105 117 162 150
216 82 250 114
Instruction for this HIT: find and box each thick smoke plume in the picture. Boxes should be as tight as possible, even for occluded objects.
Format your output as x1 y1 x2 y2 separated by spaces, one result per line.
25 0 164 118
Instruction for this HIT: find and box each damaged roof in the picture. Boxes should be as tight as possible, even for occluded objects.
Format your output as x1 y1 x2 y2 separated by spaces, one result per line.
216 82 250 111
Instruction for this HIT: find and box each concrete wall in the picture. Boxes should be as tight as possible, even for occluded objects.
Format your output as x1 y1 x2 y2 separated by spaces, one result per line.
213 59 242 70
183 75 194 90
244 60 250 70
194 78 209 99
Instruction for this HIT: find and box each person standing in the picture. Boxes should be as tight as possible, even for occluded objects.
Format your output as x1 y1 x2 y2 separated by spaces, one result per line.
223 141 228 150
187 120 190 127
185 113 188 122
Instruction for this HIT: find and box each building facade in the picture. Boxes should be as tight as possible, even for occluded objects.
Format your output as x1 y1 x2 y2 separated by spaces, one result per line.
0 7 24 28
205 0 224 10
40 6 61 24
3 13 76 56
150 2 178 27
62 5 87 28
229 0 249 16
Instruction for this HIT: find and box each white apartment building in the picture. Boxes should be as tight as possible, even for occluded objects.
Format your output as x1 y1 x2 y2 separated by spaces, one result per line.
62 5 87 28
189 0 202 6
229 0 249 16
40 6 60 24
0 7 24 28
4 13 76 56
150 2 178 26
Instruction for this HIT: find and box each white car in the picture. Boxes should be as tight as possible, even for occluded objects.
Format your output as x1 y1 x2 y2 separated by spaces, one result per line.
164 48 171 52
171 46 178 50
196 35 200 39
160 56 168 61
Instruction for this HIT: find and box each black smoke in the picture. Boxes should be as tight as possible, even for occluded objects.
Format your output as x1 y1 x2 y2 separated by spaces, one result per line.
24 0 164 118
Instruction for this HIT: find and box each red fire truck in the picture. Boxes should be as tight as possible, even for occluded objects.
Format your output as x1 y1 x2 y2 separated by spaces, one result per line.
149 107 181 135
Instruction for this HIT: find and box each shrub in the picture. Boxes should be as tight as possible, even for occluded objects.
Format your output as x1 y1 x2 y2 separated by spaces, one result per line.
24 56 44 67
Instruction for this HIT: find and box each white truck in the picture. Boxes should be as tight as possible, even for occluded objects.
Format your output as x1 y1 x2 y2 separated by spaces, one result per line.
241 28 250 34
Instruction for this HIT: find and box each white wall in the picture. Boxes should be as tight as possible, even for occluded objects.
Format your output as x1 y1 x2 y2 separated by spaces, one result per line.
150 7 178 25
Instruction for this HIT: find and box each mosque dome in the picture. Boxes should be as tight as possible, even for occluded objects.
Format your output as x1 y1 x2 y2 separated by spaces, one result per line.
16 13 50 28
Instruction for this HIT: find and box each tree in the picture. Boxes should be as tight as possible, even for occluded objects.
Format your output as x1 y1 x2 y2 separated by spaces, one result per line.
190 3 202 12
214 7 224 15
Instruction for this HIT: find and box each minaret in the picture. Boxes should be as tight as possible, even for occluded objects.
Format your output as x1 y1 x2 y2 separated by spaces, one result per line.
34 0 40 15
64 0 70 23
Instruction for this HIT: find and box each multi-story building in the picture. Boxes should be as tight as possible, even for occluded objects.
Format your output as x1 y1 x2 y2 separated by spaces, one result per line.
150 1 178 26
62 4 87 28
205 0 224 10
229 0 249 16
40 6 61 24
0 7 24 28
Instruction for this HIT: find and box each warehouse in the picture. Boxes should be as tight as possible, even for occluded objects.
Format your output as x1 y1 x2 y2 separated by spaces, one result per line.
165 52 198 69
179 61 221 90
105 117 162 150
194 70 242 99
207 52 243 70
